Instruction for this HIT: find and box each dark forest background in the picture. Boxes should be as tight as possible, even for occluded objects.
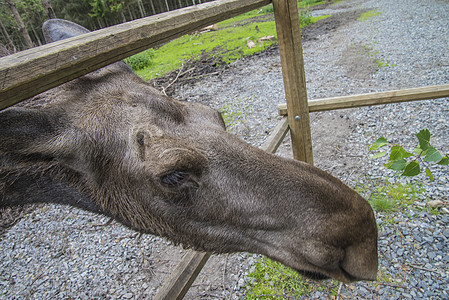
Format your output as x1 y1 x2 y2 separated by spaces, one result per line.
0 0 214 54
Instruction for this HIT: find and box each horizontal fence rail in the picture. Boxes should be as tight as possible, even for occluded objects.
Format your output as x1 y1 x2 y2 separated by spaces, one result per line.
278 84 449 115
0 0 270 110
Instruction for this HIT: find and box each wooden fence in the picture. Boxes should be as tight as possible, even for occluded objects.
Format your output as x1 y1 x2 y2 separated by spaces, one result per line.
1 0 448 299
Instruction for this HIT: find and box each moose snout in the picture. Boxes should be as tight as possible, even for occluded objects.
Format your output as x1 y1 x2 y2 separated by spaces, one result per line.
339 236 379 282
332 207 378 282
287 187 379 283
297 228 378 283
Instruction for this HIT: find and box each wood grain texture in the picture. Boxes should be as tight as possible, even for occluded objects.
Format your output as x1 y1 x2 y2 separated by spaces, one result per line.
0 0 271 110
262 116 289 154
277 84 449 115
272 0 313 164
154 251 211 300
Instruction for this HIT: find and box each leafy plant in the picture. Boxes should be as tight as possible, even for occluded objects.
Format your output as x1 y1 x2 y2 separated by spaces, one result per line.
369 129 448 181
124 50 155 70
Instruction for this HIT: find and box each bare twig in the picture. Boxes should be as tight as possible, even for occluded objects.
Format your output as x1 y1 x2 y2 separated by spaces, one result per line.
221 254 230 299
161 64 196 95
162 63 184 95
91 217 113 227
337 282 344 300
409 263 443 276
344 169 356 184
375 281 405 288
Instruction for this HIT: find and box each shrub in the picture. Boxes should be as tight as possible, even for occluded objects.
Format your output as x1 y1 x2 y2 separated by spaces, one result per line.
124 50 155 71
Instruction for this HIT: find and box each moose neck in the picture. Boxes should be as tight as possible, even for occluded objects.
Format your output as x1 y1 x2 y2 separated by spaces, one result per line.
0 156 103 214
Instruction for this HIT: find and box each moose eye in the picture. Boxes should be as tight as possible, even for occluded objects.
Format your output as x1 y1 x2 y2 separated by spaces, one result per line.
160 171 188 188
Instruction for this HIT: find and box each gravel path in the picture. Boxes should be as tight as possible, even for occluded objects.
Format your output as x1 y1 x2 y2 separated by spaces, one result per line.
1 0 448 299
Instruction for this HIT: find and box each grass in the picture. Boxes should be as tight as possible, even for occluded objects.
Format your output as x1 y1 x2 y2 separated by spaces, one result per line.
355 179 428 213
245 257 340 299
358 10 382 22
219 98 253 132
132 2 330 80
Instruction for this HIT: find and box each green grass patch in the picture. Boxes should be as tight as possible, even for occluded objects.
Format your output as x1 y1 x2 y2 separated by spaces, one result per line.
124 50 155 70
376 57 396 68
298 0 327 8
132 7 330 80
358 10 382 22
355 179 428 213
219 98 253 132
245 257 339 299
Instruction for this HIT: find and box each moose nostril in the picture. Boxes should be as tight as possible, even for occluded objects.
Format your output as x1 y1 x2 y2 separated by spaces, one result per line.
340 242 378 281
338 262 358 282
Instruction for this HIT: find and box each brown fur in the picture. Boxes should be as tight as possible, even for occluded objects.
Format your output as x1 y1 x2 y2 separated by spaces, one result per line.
0 19 378 283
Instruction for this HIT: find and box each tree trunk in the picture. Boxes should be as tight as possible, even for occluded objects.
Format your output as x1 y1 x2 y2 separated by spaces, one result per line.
5 0 33 49
41 0 56 19
164 0 170 11
120 11 126 23
0 18 16 53
30 23 43 46
136 0 144 18
149 0 156 15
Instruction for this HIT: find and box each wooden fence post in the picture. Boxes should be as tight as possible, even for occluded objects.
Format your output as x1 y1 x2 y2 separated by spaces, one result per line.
272 0 313 164
154 251 211 300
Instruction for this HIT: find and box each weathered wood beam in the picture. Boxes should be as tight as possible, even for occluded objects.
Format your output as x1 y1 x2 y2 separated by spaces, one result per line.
272 0 313 164
278 84 449 116
154 251 211 300
0 0 271 110
262 116 289 153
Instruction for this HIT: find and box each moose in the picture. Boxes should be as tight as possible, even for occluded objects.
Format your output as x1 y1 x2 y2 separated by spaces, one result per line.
0 19 378 284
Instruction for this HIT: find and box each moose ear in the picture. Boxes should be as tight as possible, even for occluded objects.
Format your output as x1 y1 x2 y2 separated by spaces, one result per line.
0 107 67 153
42 19 135 74
43 18 91 43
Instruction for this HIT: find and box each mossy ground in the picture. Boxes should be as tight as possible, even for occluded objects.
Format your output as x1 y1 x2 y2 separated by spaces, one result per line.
129 1 329 80
358 10 382 22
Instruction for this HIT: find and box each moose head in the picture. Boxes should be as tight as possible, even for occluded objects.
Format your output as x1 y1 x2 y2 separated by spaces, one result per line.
0 19 377 283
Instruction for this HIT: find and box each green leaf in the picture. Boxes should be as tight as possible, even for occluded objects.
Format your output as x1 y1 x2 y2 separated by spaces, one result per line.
388 145 413 161
415 129 431 151
401 149 414 159
402 161 421 176
413 146 427 156
424 146 444 162
370 151 387 159
389 145 414 161
369 137 388 151
389 145 402 161
425 168 434 182
438 156 449 165
413 146 422 155
387 159 407 171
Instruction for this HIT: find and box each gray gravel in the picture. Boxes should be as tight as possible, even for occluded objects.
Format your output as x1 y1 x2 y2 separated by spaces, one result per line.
1 0 448 299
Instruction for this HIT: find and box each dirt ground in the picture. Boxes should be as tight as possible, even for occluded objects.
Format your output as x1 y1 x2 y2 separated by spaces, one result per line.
1 3 378 298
